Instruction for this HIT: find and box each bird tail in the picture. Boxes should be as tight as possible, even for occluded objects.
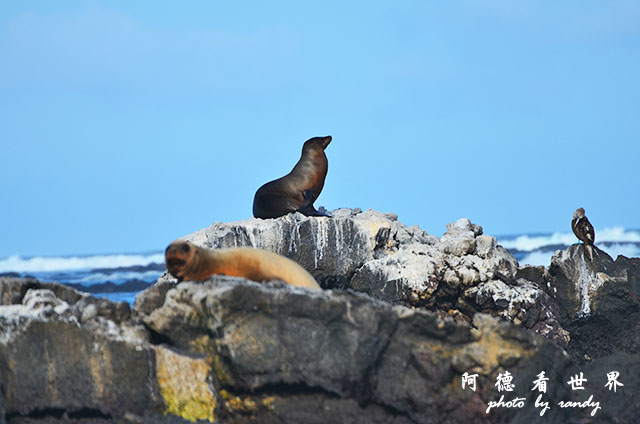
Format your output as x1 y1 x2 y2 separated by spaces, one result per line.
586 244 594 262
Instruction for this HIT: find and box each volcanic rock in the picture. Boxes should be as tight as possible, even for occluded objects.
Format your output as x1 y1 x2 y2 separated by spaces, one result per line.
2 210 640 423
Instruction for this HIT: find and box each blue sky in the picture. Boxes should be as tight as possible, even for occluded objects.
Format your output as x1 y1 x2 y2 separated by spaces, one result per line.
1 1 639 257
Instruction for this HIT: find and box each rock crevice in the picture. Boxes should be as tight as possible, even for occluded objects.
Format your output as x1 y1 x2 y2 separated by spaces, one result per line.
1 210 639 423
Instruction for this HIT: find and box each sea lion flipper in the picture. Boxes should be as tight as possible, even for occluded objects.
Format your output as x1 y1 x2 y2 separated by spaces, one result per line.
313 209 333 217
298 204 332 217
296 189 331 217
297 202 318 216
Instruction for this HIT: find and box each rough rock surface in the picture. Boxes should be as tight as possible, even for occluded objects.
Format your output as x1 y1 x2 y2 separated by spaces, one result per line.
138 277 581 424
545 245 640 363
177 208 428 289
2 210 640 423
0 278 212 424
167 210 568 347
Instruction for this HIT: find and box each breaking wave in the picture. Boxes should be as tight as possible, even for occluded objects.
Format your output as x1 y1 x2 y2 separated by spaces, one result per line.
0 252 164 273
499 227 640 252
517 242 640 266
71 270 163 286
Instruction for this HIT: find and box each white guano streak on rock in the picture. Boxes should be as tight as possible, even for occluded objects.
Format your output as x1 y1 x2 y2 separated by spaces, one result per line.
334 219 344 257
313 218 330 267
480 281 537 321
575 258 605 318
577 259 592 317
288 223 300 253
247 226 259 248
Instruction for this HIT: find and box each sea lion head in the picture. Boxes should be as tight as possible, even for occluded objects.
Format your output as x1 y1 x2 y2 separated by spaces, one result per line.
302 135 332 153
165 241 197 281
573 207 585 220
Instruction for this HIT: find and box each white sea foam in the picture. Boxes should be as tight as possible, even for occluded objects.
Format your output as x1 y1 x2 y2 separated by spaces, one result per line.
0 253 164 273
72 270 164 285
599 243 640 260
517 243 640 267
500 227 640 251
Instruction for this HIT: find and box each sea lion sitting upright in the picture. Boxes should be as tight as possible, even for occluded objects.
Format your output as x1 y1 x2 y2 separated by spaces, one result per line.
571 207 595 261
165 240 321 290
253 135 332 219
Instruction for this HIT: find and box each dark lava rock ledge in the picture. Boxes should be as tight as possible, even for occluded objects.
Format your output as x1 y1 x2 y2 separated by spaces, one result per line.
1 209 639 423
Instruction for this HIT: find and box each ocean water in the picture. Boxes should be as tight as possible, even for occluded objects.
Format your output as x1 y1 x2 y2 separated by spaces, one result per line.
0 252 165 304
1 227 639 304
498 227 640 266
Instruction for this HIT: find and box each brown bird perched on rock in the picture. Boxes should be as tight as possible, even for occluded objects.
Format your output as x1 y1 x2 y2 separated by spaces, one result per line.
571 207 595 261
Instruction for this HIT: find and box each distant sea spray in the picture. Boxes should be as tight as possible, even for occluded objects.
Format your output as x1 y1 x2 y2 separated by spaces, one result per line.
0 252 165 273
498 227 640 266
0 252 166 304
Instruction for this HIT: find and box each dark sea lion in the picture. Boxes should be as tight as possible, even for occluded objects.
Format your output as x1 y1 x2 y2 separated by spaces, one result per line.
165 241 321 290
571 207 595 261
253 135 332 219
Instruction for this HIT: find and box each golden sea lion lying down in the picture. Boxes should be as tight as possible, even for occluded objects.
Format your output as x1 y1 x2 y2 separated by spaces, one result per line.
165 240 320 290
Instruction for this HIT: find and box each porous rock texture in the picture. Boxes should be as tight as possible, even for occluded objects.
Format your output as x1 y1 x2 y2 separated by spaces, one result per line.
172 209 568 347
2 209 640 423
545 245 640 363
139 278 576 424
0 278 213 424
